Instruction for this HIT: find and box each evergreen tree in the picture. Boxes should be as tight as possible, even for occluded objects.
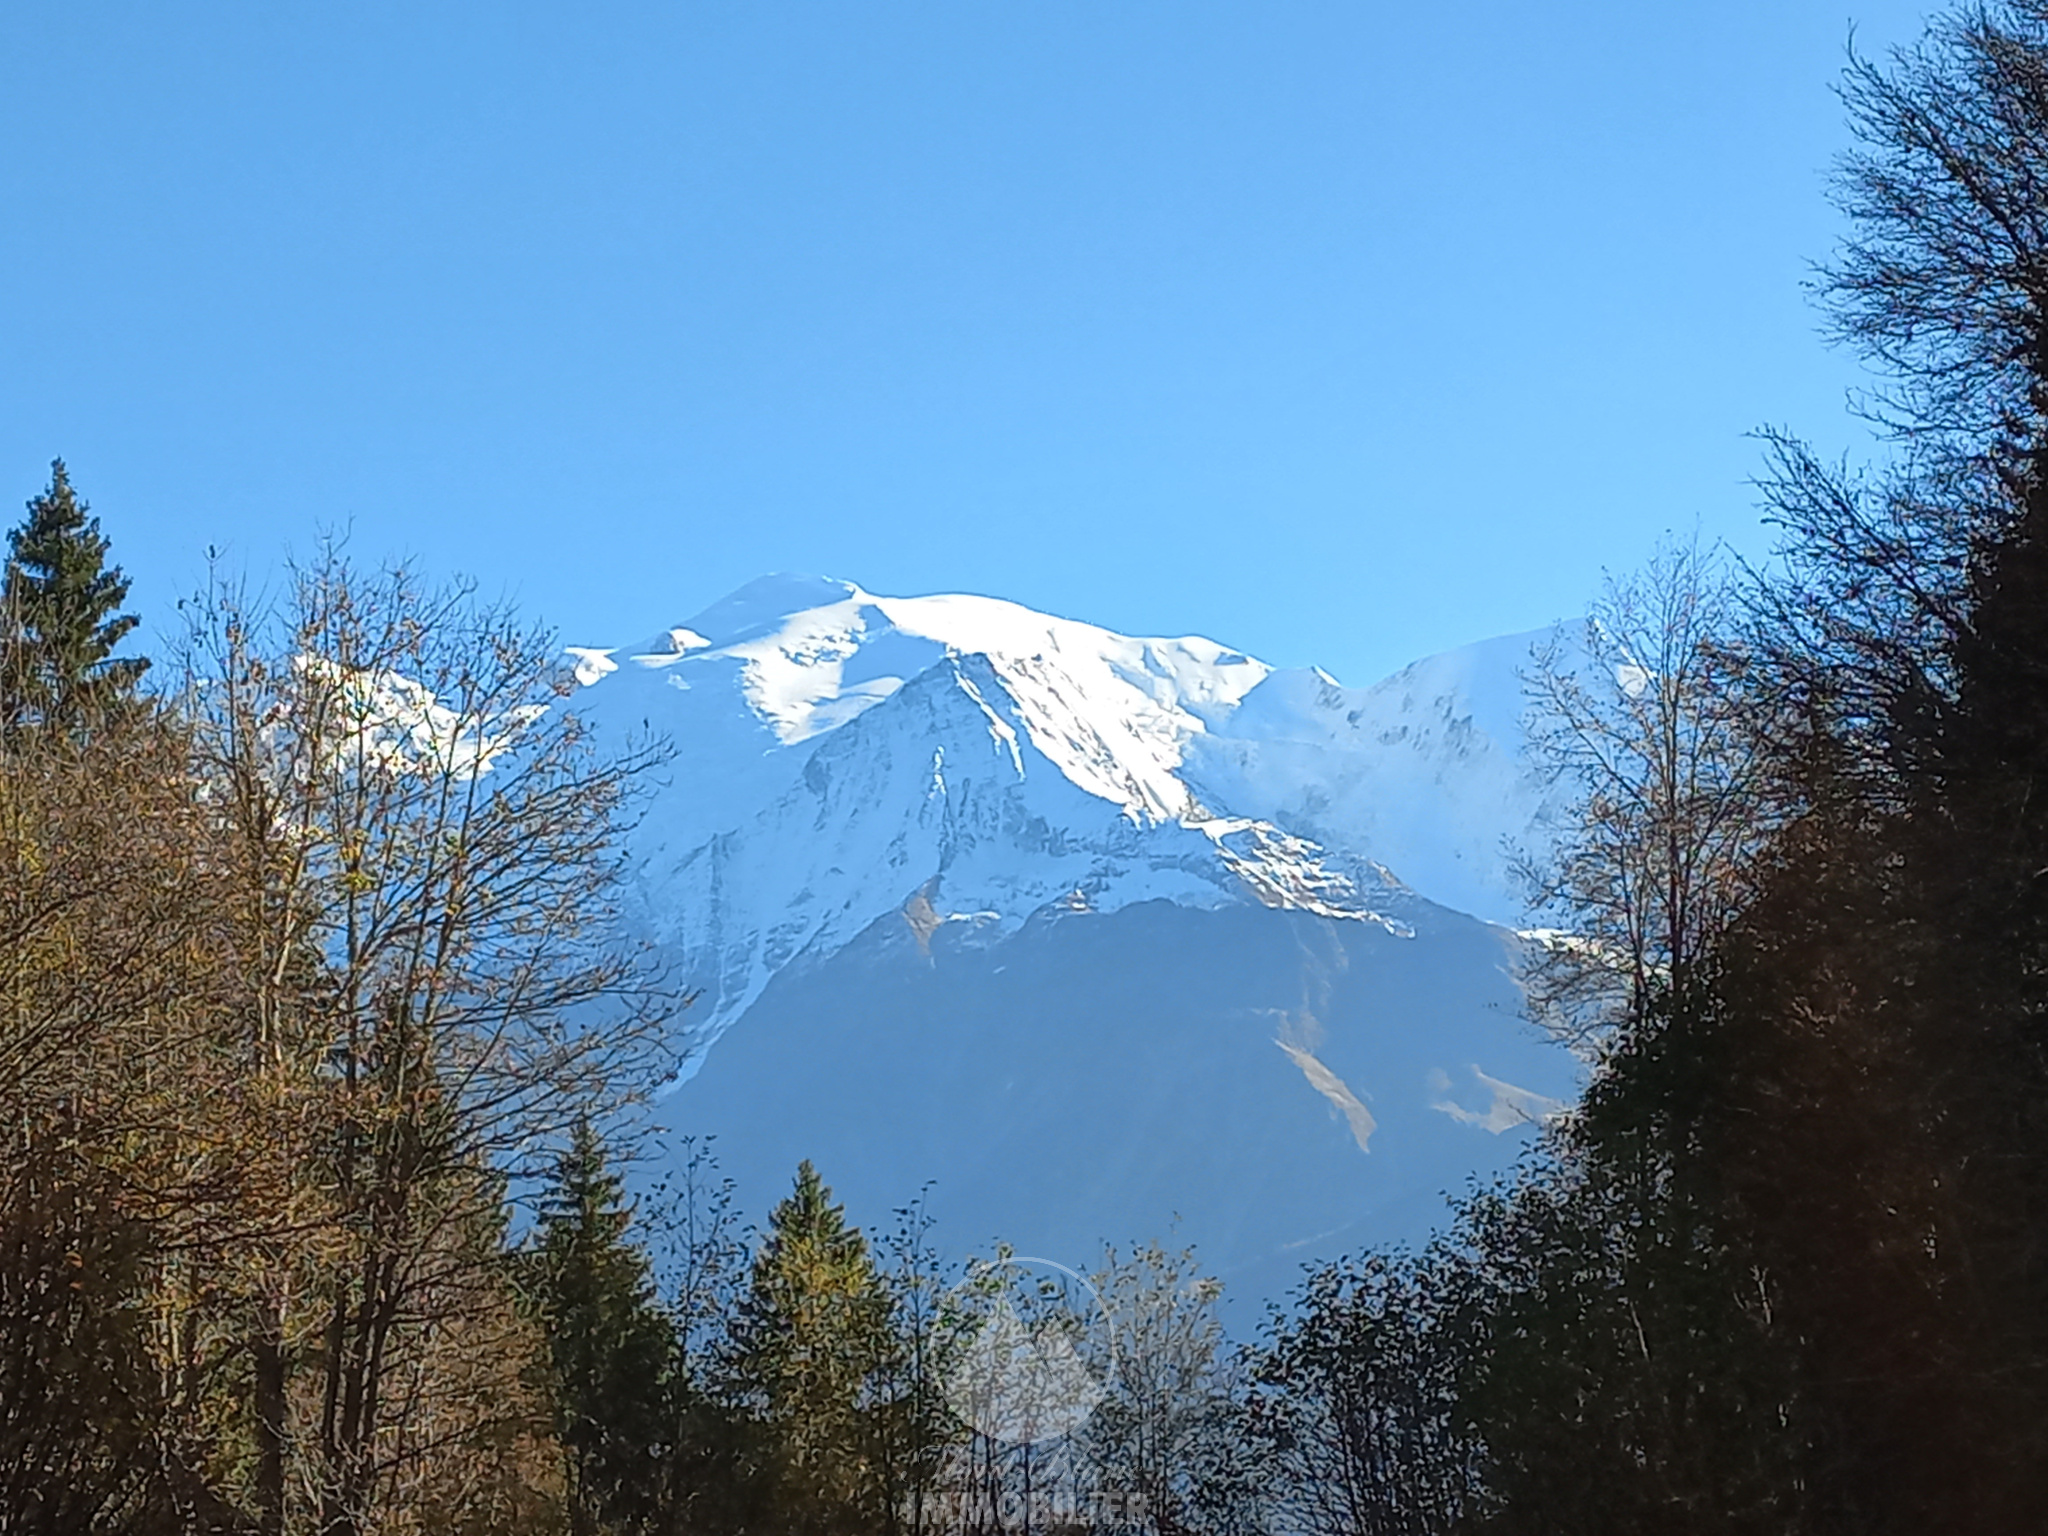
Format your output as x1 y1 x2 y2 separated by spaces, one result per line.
728 1161 897 1536
2 461 147 730
523 1118 675 1536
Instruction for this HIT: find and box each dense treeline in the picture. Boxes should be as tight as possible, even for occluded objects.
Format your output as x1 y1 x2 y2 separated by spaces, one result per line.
0 463 1247 1534
1234 5 2048 1529
10 2 2048 1530
1 462 676 1534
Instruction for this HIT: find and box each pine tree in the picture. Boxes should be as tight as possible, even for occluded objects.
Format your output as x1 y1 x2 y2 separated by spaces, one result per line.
523 1118 675 1536
729 1161 896 1536
2 461 147 731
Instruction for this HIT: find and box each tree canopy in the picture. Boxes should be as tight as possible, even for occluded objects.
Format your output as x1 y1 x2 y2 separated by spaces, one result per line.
1 459 146 731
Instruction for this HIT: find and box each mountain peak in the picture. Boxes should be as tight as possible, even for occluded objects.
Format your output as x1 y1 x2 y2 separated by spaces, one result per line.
568 578 1572 1051
671 572 866 648
566 580 1584 1309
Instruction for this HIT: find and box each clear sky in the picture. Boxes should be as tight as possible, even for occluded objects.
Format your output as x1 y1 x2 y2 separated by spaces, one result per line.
3 1 1934 687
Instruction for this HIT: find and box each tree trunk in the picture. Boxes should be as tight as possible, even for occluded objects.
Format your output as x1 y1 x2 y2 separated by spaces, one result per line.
251 1304 287 1536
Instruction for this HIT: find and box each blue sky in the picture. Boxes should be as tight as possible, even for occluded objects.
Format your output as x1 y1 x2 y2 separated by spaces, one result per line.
3 1 1931 686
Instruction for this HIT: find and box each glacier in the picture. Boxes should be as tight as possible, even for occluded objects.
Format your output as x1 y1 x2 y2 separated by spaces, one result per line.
568 574 1583 1311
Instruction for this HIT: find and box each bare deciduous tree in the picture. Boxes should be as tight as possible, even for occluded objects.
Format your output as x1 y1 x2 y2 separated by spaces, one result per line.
174 547 674 1536
1081 1242 1236 1536
1516 541 1778 1045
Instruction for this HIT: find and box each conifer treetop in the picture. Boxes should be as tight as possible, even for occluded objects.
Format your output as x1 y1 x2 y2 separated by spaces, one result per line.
3 459 148 728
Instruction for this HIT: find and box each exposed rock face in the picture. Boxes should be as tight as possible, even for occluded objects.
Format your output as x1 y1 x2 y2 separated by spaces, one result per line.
674 892 1566 1322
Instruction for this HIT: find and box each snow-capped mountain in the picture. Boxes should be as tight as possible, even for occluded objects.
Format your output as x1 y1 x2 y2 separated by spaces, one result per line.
569 575 1582 1310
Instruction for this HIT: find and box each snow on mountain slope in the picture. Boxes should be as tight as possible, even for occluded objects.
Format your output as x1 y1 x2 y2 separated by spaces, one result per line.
1183 626 1575 927
564 575 1586 1306
572 575 1465 1061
